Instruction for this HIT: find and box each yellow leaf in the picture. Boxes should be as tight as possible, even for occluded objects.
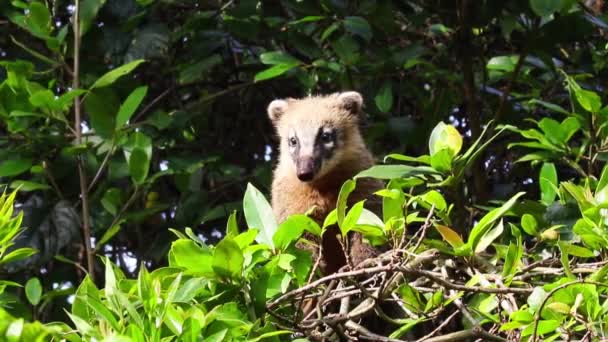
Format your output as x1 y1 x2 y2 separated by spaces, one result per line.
435 224 464 248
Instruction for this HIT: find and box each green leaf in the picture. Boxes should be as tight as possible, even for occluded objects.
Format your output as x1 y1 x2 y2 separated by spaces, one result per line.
243 183 277 249
378 185 405 221
321 22 340 41
233 229 258 249
332 35 360 65
10 180 50 191
574 88 602 113
82 294 120 331
24 277 42 305
97 223 122 246
540 162 558 205
475 219 504 254
5 319 24 341
90 59 146 89
343 16 372 42
558 242 595 258
128 147 150 184
522 319 560 337
355 165 438 180
0 158 32 177
79 0 107 37
429 122 462 157
170 240 214 276
420 190 447 211
502 240 522 277
273 215 321 250
374 81 393 113
178 54 223 85
254 63 299 82
521 214 539 236
84 89 117 139
260 51 301 65
288 16 325 25
101 188 122 216
226 211 239 236
430 148 453 173
598 164 608 193
460 192 525 256
530 0 564 17
25 2 51 38
538 118 565 145
116 86 148 129
337 179 356 228
487 55 519 72
529 99 570 115
67 312 101 339
341 200 365 235
212 238 245 280
559 117 580 143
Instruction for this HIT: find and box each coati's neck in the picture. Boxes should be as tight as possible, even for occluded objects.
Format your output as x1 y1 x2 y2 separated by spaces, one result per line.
308 154 374 192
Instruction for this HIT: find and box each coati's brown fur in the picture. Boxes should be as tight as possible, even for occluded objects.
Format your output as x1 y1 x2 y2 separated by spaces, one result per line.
267 91 383 274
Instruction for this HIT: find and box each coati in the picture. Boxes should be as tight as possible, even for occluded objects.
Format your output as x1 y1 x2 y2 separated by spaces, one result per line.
267 91 383 274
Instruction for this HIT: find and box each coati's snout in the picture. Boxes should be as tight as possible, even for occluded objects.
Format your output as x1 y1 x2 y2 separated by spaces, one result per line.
288 126 336 183
296 156 320 182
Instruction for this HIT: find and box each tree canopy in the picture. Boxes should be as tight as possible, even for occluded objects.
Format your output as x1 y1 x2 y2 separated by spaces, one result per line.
2 0 608 341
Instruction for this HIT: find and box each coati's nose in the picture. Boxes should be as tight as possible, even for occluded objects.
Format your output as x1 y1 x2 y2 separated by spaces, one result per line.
297 158 316 182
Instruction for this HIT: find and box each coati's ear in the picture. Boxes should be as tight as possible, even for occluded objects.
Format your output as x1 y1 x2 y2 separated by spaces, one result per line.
337 91 363 115
267 99 289 124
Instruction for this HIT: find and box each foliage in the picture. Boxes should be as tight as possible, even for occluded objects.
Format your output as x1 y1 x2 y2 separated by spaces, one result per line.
0 189 70 340
3 0 608 340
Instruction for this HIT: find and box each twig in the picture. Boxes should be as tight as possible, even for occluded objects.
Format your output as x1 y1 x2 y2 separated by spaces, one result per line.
492 21 536 124
404 268 533 295
345 320 406 342
72 0 95 281
42 160 65 200
131 87 174 123
87 140 115 193
94 187 140 252
406 205 435 259
416 310 459 341
296 246 323 321
422 326 506 342
268 250 439 309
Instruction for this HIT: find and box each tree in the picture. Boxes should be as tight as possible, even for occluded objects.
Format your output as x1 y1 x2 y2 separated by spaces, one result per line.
2 0 608 340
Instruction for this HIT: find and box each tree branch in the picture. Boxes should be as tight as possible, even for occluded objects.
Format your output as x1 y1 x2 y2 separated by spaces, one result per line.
72 0 95 281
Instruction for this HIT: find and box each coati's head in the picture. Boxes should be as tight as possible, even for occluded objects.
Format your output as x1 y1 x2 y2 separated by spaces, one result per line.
267 91 367 183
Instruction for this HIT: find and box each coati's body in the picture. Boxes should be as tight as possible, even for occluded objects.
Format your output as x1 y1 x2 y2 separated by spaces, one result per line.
267 92 382 273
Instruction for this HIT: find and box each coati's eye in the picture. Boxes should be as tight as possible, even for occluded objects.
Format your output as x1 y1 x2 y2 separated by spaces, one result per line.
288 137 298 146
320 132 333 143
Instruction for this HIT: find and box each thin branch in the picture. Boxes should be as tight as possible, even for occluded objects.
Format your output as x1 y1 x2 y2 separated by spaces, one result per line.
422 327 506 342
403 268 533 295
267 250 439 309
72 0 95 281
130 87 174 123
492 24 535 124
87 141 115 193
95 187 140 252
416 310 459 341
42 160 65 200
